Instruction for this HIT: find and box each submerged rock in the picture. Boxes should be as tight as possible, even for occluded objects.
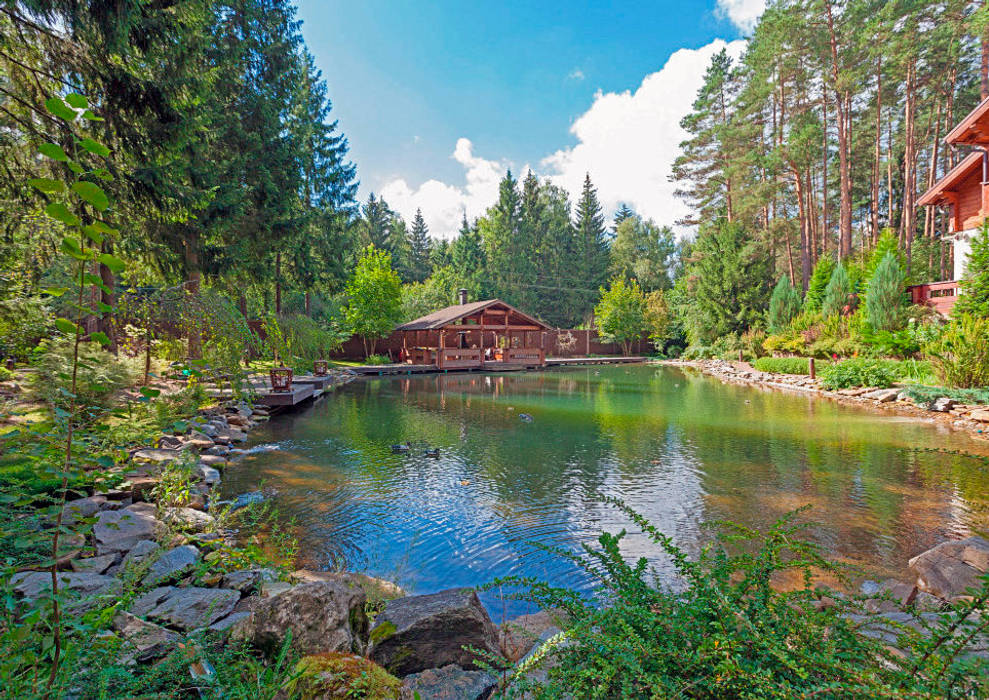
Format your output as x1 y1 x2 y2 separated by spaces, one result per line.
368 588 500 677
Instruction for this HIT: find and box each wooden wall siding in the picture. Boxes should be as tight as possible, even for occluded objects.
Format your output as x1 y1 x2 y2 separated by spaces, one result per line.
955 170 984 231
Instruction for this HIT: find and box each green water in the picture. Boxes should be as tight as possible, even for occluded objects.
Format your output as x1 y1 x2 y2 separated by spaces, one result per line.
222 365 989 613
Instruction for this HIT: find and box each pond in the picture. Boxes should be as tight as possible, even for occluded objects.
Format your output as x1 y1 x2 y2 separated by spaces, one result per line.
221 365 989 617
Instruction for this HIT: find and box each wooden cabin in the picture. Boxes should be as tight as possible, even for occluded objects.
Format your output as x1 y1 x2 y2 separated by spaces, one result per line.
917 96 988 313
395 293 552 369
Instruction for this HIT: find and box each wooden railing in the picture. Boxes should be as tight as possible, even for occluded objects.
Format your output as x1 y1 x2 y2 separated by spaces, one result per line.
908 281 959 316
504 348 546 366
436 348 483 369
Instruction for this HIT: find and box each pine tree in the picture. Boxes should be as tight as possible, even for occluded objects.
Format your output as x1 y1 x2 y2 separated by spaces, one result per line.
573 173 610 322
482 170 524 305
955 222 989 318
865 251 907 331
822 263 855 318
768 275 803 332
804 256 837 312
613 203 636 232
407 208 432 283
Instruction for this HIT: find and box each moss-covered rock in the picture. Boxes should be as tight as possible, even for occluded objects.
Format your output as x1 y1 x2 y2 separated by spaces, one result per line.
283 652 407 699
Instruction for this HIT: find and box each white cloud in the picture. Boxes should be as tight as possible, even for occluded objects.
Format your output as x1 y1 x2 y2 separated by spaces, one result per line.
567 68 585 81
379 38 746 240
715 0 766 33
380 138 507 240
542 39 746 236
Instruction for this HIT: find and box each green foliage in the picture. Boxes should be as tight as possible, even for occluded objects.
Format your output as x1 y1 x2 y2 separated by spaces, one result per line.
362 354 390 365
286 652 403 699
767 275 802 332
900 384 989 406
0 296 51 360
406 208 432 283
644 290 671 352
681 220 771 344
494 502 989 698
344 246 403 357
609 216 676 292
401 266 470 321
803 256 836 312
822 263 855 318
865 252 907 332
271 314 346 371
818 358 899 390
955 222 989 318
594 277 646 356
923 314 989 389
753 356 823 374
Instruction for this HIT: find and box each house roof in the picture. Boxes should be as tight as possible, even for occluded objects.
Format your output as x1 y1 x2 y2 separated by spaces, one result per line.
395 299 553 331
946 96 989 146
918 151 982 207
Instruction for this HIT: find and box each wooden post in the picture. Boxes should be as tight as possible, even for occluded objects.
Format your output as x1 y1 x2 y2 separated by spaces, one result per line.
738 349 744 362
809 357 816 379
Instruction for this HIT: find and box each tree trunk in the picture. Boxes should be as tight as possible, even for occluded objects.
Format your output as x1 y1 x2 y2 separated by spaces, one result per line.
305 291 311 317
275 252 282 315
824 0 852 259
871 56 882 244
902 60 917 267
98 240 116 353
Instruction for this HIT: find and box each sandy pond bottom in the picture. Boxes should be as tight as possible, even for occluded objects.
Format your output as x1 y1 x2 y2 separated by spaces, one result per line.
221 365 989 617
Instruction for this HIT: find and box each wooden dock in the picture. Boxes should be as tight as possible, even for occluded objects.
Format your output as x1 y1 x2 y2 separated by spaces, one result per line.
350 356 646 376
256 382 314 407
291 374 337 390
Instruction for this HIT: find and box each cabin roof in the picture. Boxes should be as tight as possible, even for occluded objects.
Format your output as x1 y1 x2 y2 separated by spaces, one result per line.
395 299 553 331
946 96 989 146
918 151 982 207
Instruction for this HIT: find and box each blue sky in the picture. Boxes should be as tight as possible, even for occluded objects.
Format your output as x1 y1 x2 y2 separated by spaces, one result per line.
296 0 764 237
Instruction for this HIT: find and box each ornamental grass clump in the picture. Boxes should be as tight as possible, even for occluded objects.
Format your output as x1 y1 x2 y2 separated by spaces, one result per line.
488 501 989 699
923 313 989 389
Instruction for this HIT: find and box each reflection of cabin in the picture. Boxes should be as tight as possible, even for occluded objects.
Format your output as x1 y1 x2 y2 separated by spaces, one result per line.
395 292 552 369
917 96 988 314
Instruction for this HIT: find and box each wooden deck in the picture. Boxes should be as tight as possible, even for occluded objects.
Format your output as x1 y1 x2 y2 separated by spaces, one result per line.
256 382 314 407
291 374 337 390
350 356 646 376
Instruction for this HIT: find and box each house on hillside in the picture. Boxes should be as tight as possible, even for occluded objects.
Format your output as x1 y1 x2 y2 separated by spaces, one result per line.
917 95 989 314
395 291 553 369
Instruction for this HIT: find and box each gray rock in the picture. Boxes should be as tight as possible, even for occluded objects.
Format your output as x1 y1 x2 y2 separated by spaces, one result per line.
863 388 899 403
230 491 264 512
10 571 122 612
261 580 293 597
158 435 185 449
94 503 162 555
402 664 496 700
185 430 215 449
369 588 500 676
290 570 406 603
163 507 215 532
130 586 175 617
931 397 958 412
199 454 226 467
141 587 240 631
132 448 186 463
199 424 219 438
208 611 253 633
909 536 989 600
203 444 228 456
113 612 180 662
122 539 161 569
143 545 201 586
230 581 367 657
70 553 118 575
61 496 106 525
499 610 564 662
195 464 221 485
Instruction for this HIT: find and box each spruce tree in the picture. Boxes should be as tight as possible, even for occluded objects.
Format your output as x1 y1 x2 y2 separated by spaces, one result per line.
955 222 989 318
804 256 836 312
768 275 802 332
613 203 636 232
573 173 609 322
865 251 906 331
482 170 524 306
407 208 432 283
822 264 854 318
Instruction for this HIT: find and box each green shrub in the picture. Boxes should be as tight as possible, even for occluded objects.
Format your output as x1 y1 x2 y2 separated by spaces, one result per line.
822 263 855 317
0 296 51 360
900 384 989 406
0 366 12 381
818 358 899 390
767 275 802 332
803 256 836 312
923 313 989 389
954 221 989 318
362 353 391 365
864 251 907 332
492 501 989 698
753 357 823 375
37 338 140 406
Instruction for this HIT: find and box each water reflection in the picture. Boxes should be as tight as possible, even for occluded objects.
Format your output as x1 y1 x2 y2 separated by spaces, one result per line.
221 366 989 615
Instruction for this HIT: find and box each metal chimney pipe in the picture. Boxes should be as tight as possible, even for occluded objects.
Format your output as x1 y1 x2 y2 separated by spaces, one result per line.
458 288 468 305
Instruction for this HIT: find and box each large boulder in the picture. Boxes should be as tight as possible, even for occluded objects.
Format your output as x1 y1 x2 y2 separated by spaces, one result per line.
162 507 214 532
70 553 117 575
909 536 989 601
61 496 106 526
368 588 499 677
132 448 186 463
131 586 240 631
290 570 406 605
402 664 496 700
94 502 162 555
231 581 368 657
121 540 160 570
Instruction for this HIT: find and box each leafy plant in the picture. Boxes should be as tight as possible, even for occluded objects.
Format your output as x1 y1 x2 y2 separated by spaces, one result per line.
818 358 899 390
491 501 989 698
923 313 989 389
595 277 646 356
0 296 51 360
344 246 403 358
